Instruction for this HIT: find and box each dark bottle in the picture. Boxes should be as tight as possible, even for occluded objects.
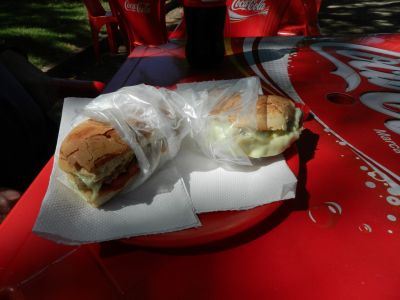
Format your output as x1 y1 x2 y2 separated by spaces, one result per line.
183 0 226 69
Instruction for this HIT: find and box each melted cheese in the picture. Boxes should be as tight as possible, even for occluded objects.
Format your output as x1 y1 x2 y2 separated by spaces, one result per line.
75 151 134 187
206 108 302 158
72 152 135 204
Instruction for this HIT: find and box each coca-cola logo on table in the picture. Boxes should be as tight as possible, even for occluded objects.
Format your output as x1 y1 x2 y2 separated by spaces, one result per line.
228 0 268 22
285 39 400 180
311 42 400 136
124 0 151 13
232 37 400 180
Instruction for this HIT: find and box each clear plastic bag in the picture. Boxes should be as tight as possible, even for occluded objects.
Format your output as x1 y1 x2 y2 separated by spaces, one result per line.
57 77 301 211
69 77 265 198
177 76 263 166
82 84 197 191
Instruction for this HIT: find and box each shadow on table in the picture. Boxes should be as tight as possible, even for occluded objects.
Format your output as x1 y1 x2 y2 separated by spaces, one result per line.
97 42 321 254
98 125 319 256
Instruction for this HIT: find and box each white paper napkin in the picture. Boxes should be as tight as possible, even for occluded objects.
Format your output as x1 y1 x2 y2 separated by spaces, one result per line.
174 138 297 213
175 77 298 212
33 98 200 245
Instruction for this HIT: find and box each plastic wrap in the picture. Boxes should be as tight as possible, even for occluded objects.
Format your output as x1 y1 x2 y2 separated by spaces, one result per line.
178 76 303 166
177 76 264 165
81 84 197 192
61 77 284 202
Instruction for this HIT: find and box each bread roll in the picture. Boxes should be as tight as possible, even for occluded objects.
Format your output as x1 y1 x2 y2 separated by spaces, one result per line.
207 94 303 159
210 94 296 131
59 119 139 207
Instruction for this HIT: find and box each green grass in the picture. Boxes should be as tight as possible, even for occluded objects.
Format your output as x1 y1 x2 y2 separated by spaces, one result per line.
0 0 108 69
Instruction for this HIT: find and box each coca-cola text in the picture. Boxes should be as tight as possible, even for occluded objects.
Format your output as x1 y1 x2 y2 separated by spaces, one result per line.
230 0 266 12
125 0 151 13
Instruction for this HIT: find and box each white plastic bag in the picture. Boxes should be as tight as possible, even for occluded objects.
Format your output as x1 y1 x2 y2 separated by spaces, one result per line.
82 84 197 191
177 76 263 166
64 78 263 199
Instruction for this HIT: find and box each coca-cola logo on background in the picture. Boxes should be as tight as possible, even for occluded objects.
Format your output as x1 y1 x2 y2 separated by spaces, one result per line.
124 0 151 13
228 0 268 22
311 42 400 135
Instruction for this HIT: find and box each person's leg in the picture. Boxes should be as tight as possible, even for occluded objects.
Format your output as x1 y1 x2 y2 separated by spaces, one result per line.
0 189 21 223
0 62 52 191
0 49 58 117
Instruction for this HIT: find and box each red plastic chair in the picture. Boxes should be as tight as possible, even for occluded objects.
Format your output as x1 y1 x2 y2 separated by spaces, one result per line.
171 0 321 40
278 0 321 36
224 0 292 37
170 0 293 40
109 0 169 52
83 0 119 61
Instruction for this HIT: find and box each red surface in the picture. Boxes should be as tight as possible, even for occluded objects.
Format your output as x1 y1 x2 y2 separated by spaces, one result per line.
288 35 400 178
96 116 400 300
124 145 299 248
1 36 400 299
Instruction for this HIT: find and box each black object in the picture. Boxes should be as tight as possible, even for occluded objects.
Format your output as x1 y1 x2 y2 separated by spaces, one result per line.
0 63 53 191
184 5 226 69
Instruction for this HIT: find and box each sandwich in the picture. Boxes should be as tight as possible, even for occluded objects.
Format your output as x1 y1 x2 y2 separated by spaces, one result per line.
205 94 303 160
58 119 140 207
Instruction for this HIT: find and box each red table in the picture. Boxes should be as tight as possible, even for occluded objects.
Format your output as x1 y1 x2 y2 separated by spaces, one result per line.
1 35 399 299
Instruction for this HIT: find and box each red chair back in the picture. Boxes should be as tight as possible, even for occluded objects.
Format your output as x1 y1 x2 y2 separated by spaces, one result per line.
109 0 168 49
302 0 321 35
279 0 321 36
83 0 106 17
82 0 119 61
224 0 291 37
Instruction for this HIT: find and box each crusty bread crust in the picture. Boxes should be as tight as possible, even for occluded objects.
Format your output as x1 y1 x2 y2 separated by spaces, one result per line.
210 94 295 131
58 119 138 207
59 119 133 175
258 95 295 131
